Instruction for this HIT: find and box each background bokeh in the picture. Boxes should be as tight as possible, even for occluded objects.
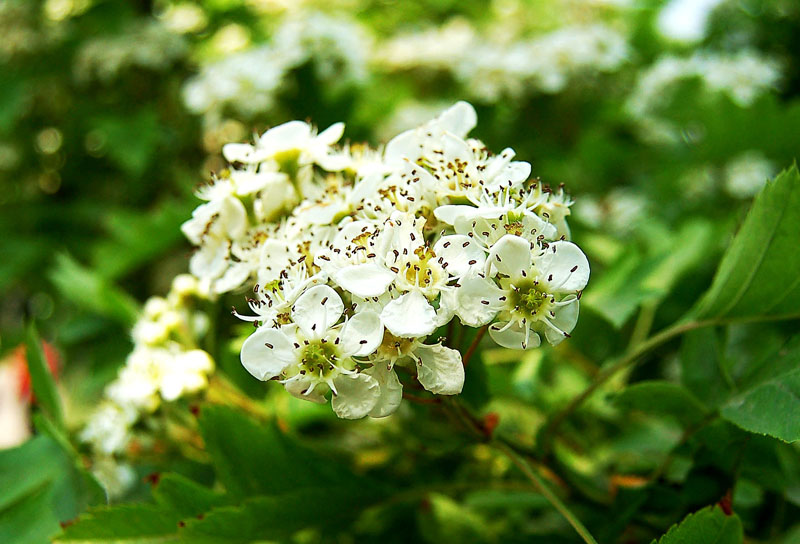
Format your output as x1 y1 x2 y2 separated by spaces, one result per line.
2 1 800 542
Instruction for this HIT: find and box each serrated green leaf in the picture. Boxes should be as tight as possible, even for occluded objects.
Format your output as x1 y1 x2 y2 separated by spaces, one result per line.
651 505 742 544
54 504 181 544
721 367 800 442
615 381 710 426
25 323 64 428
152 474 229 518
693 165 800 322
180 488 382 543
49 253 139 326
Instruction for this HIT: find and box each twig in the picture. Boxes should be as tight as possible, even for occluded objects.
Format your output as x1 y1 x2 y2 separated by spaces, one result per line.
541 311 800 456
402 392 441 405
462 325 488 367
494 442 599 544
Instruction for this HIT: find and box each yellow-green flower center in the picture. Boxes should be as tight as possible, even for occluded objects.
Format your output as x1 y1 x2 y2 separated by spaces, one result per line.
299 341 339 378
505 279 552 319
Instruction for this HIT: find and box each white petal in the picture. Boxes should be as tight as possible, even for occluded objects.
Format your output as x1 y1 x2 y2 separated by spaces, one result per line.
522 212 557 240
537 241 590 292
218 197 248 240
483 148 516 180
339 310 384 357
433 235 486 277
455 274 504 327
436 101 477 138
434 289 458 328
240 327 295 380
291 285 344 339
487 235 532 278
545 299 580 346
331 373 380 419
259 121 310 150
189 240 229 280
381 291 437 338
317 122 345 145
222 142 256 163
415 344 464 395
284 377 327 404
213 262 251 294
440 132 472 163
383 130 418 163
433 204 473 226
488 321 541 350
333 263 395 298
364 364 403 418
180 204 212 244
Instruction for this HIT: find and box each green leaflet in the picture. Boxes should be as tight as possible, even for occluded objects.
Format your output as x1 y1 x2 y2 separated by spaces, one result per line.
0 436 104 544
24 323 64 428
651 505 743 544
614 380 710 427
721 367 800 443
692 165 800 322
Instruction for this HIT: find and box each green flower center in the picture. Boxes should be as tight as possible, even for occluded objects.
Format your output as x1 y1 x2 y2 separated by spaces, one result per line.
299 341 339 378
506 279 551 319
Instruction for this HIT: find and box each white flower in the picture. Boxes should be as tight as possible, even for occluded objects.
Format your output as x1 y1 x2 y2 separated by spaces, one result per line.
487 236 589 349
223 120 348 172
723 151 774 199
240 285 384 419
80 402 136 455
159 349 214 402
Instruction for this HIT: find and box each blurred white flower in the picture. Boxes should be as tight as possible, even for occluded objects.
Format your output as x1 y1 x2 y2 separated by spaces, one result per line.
724 151 775 198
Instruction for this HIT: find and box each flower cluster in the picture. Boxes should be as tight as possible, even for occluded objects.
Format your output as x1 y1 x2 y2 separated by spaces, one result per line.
376 21 629 100
626 50 781 142
183 12 368 124
81 274 213 491
184 101 589 419
183 11 627 124
74 21 187 84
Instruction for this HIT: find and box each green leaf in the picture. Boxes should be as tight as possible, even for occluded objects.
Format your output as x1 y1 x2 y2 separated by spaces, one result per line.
152 474 229 518
198 405 383 499
680 328 734 408
180 489 382 543
91 200 194 280
693 165 800 322
417 494 490 544
54 505 181 544
58 483 384 543
25 323 64 428
721 367 800 442
49 253 140 326
0 483 62 544
615 381 710 426
652 505 742 544
585 220 713 328
90 111 162 177
0 436 104 544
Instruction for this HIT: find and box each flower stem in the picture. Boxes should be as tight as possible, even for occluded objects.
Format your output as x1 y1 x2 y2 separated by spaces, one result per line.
494 441 599 544
443 398 597 544
462 325 488 367
542 319 699 450
541 311 800 454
